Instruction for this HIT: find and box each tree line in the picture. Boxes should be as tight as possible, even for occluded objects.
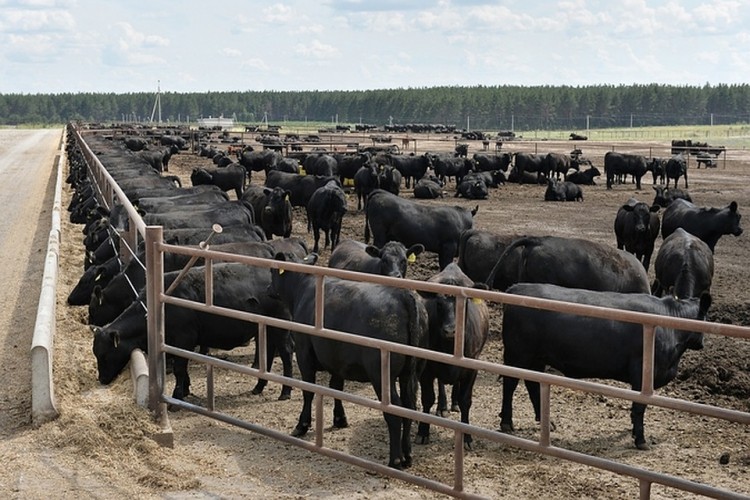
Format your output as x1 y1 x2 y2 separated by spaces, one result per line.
1 83 749 131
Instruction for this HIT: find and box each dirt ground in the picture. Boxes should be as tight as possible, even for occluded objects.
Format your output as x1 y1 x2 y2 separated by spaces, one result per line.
3 128 750 499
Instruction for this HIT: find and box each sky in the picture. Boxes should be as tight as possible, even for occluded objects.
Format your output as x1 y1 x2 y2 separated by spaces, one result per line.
0 0 748 95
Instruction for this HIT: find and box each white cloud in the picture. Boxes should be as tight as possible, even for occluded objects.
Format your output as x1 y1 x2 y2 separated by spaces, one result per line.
294 39 339 59
262 3 294 23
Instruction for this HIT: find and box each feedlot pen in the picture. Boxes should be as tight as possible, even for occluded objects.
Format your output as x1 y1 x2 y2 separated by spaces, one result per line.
72 125 750 499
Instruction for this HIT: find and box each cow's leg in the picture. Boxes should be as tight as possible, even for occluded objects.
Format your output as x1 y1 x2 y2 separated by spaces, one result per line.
436 381 449 417
457 372 478 449
276 331 294 400
312 227 320 254
525 379 542 423
631 402 649 450
373 376 408 469
438 242 458 270
398 371 418 468
500 375 520 432
323 228 331 251
329 375 348 429
416 373 436 445
293 359 316 437
171 357 191 400
250 335 268 396
684 170 689 189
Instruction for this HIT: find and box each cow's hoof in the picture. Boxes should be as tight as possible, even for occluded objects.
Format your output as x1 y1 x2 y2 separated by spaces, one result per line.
278 391 291 401
333 416 348 429
635 439 651 451
499 422 514 433
450 404 460 413
250 386 264 395
415 434 429 445
437 409 449 418
291 425 309 437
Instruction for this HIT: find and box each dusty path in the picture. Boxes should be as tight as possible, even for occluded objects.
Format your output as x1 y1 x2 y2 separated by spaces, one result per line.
0 128 61 435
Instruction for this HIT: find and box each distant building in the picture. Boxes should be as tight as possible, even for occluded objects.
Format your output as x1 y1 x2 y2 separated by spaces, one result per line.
197 116 235 129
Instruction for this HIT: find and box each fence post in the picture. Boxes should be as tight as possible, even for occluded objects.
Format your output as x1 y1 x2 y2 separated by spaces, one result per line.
146 225 173 446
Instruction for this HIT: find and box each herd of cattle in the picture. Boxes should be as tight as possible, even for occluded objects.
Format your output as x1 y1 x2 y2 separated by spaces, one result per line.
65 125 743 469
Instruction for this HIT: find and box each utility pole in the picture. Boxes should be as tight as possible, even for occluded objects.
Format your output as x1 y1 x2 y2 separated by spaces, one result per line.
150 80 162 124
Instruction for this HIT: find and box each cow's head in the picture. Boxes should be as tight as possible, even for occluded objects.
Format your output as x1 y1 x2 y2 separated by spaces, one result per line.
91 326 130 385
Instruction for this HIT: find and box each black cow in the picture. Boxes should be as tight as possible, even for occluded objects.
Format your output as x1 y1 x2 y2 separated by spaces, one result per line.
138 145 179 173
507 166 546 185
651 228 714 299
265 170 339 208
614 198 661 271
546 152 573 180
457 229 522 284
160 135 187 150
141 200 256 230
190 164 245 198
335 152 372 185
124 137 149 151
269 252 429 469
241 185 293 239
565 166 601 185
431 154 472 185
67 255 121 306
238 149 282 182
413 175 444 199
353 162 380 210
306 180 347 254
92 263 295 401
328 239 424 279
647 158 667 185
88 231 272 327
455 178 488 199
472 153 512 173
500 283 711 450
665 154 688 189
661 199 743 252
544 179 583 201
604 152 648 190
387 153 432 188
378 164 402 196
463 170 506 188
486 235 650 293
304 153 337 177
513 152 549 184
365 189 478 269
416 263 489 450
652 185 692 208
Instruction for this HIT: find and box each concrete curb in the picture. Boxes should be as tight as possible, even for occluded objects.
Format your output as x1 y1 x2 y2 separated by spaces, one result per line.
31 130 65 426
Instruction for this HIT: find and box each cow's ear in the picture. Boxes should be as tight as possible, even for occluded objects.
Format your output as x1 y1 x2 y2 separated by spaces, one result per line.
274 251 287 261
471 205 479 216
407 244 425 258
621 204 634 212
650 204 660 213
729 201 738 212
365 245 381 258
303 253 319 265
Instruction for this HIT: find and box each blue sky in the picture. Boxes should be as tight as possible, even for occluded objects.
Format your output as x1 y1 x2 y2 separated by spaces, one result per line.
0 0 748 94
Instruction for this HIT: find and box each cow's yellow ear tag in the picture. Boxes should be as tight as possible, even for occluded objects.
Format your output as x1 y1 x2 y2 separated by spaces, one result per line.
407 253 416 263
471 298 484 305
284 194 290 201
278 268 285 275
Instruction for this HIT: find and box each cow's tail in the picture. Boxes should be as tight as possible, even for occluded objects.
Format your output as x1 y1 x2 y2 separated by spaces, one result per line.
485 236 541 289
456 229 475 271
364 200 371 243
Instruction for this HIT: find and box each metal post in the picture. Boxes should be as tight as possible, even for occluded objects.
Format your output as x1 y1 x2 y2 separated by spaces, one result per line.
146 226 167 416
641 325 656 396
